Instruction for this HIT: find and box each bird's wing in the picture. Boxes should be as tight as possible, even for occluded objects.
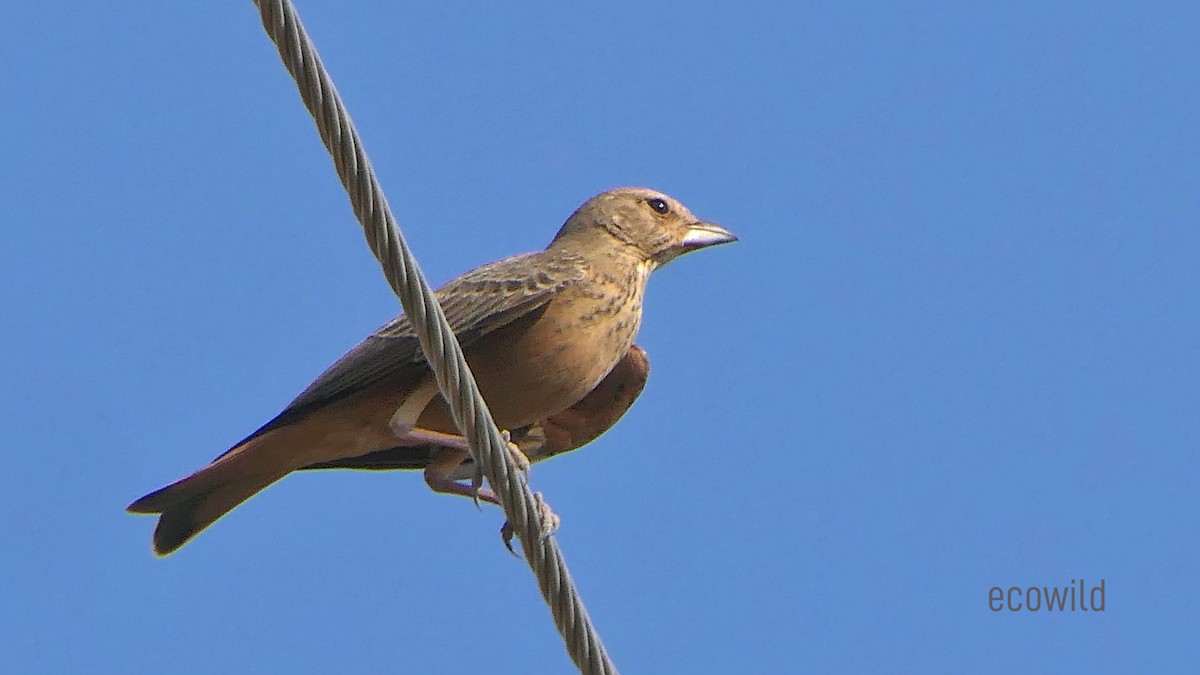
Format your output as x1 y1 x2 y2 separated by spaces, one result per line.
220 251 586 455
296 344 650 472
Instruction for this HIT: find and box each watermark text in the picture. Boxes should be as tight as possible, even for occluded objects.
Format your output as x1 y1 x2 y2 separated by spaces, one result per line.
988 579 1106 612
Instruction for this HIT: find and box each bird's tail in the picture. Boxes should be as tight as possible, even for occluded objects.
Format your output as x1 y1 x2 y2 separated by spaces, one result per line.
127 432 295 556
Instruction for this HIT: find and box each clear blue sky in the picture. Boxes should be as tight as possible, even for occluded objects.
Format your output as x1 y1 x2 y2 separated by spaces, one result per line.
3 2 1197 673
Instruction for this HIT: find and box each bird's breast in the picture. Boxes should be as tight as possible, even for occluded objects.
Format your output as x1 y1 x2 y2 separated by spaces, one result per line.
461 261 650 430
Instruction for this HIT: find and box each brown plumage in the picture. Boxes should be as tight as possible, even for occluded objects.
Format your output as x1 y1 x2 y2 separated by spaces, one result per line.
127 187 736 555
300 344 652 473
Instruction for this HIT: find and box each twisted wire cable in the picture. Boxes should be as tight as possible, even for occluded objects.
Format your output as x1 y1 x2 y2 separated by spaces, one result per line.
251 2 617 672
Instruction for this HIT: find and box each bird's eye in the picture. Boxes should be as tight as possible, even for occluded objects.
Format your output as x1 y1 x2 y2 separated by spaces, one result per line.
647 198 670 215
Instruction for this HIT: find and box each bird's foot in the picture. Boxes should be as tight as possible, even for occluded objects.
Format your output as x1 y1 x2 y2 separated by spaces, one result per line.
501 491 561 555
502 429 532 475
469 429 531 502
535 492 561 539
424 463 501 508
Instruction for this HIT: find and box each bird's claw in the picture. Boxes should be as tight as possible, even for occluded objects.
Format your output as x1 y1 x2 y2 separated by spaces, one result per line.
500 491 560 556
501 520 518 556
469 469 484 511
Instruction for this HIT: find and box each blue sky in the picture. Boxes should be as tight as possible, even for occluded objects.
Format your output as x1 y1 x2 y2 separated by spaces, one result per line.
3 2 1197 673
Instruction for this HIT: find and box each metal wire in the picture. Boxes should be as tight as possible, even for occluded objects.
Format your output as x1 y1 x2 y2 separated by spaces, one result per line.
251 2 617 672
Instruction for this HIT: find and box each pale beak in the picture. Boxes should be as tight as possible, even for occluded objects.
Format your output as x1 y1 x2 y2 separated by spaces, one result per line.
681 221 738 251
653 221 738 267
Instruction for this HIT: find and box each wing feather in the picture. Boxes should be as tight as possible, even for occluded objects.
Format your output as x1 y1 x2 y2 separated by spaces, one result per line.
218 250 585 456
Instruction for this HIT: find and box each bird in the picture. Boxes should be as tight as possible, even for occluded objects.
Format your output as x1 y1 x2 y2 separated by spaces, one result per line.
127 187 737 555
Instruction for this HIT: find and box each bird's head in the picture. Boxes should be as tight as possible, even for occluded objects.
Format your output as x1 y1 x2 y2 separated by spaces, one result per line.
550 187 737 269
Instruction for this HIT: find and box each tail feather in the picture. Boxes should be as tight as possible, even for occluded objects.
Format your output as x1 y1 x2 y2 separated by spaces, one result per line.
127 433 295 556
151 476 281 555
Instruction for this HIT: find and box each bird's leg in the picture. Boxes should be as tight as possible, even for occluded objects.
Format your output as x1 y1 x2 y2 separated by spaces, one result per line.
391 380 486 507
392 378 533 508
424 447 502 506
390 378 529 459
387 379 458 445
421 431 533 511
390 378 532 470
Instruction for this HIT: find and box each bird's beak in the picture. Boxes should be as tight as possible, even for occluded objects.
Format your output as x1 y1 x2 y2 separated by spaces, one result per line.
652 220 737 267
681 221 738 251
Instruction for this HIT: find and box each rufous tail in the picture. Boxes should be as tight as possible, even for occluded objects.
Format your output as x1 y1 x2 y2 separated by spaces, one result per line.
127 432 296 556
